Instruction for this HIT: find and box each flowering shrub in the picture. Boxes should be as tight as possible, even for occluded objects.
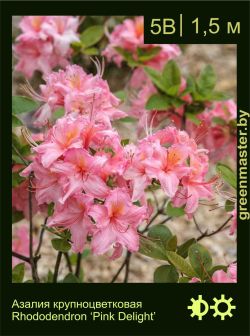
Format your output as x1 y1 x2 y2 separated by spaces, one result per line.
12 16 237 283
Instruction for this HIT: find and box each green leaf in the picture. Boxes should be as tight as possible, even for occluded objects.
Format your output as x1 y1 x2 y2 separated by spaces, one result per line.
146 93 171 110
229 119 237 129
62 273 81 283
47 270 53 283
144 66 166 92
166 235 177 251
83 47 99 55
71 41 82 51
12 172 24 188
162 60 181 96
12 210 24 223
165 202 185 217
186 103 205 115
82 249 90 259
177 238 196 258
188 243 212 280
216 163 237 189
137 46 161 62
146 181 161 191
197 65 216 94
179 277 190 283
225 199 235 212
148 224 176 251
148 224 173 243
51 238 71 253
52 108 64 121
181 75 196 95
186 113 201 125
80 25 104 48
114 47 139 67
121 139 129 146
118 116 137 123
70 249 90 265
212 117 226 125
114 90 126 101
154 265 179 283
208 265 227 276
12 114 23 127
48 203 54 216
60 230 71 240
12 96 39 115
139 236 168 261
13 143 31 158
169 96 184 108
207 91 230 101
78 268 84 282
165 251 197 278
106 176 116 188
12 137 30 163
12 154 24 165
12 263 25 283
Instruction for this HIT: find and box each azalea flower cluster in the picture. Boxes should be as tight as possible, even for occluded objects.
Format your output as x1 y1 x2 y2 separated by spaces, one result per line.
28 64 126 126
21 113 149 258
13 16 80 78
19 64 215 258
125 127 214 218
103 16 180 67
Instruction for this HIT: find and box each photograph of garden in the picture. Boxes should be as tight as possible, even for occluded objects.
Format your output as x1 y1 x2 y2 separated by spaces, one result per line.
12 16 237 283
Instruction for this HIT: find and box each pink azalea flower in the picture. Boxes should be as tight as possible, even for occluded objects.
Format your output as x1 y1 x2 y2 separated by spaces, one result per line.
189 277 200 283
33 115 82 168
172 152 214 216
31 64 126 126
51 148 109 203
228 262 237 281
89 188 147 257
145 144 190 198
21 159 63 206
48 194 94 253
42 16 80 56
124 149 153 201
212 263 237 283
13 16 80 78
